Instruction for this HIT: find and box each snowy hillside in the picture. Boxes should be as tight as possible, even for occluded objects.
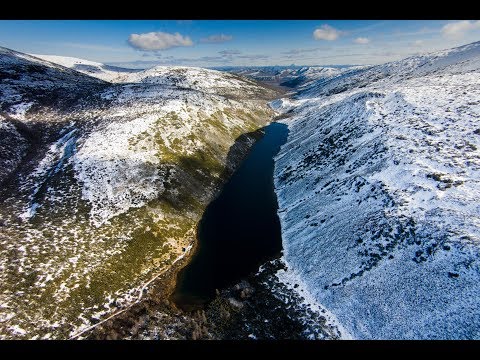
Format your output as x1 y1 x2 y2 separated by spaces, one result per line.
31 54 141 83
0 47 108 184
0 46 277 339
273 41 480 339
31 54 269 94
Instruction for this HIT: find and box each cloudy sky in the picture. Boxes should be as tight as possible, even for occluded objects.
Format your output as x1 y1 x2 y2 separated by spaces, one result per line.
0 20 479 68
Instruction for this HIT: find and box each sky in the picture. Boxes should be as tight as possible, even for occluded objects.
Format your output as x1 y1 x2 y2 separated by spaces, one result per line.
0 20 479 68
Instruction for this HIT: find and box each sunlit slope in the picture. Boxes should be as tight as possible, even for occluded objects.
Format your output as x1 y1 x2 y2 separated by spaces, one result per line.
273 41 480 339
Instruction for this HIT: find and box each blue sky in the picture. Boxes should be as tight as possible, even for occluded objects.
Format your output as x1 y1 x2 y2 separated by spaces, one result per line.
0 20 479 68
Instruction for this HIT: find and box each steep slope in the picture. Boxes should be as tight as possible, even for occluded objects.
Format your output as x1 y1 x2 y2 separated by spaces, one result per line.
31 54 141 83
273 41 480 339
0 47 277 339
0 47 109 184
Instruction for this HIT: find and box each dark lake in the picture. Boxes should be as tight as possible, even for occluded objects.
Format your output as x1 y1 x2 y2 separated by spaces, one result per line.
172 121 289 310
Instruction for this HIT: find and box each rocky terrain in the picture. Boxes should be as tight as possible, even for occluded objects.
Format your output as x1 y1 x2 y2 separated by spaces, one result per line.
0 47 277 339
85 255 344 340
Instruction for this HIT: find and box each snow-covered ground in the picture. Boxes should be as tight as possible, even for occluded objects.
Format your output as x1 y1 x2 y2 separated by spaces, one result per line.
273 41 480 339
0 46 277 339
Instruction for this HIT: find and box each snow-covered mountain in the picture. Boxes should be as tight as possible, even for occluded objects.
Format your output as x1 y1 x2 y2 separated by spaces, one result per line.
33 54 269 93
31 54 141 83
273 41 480 339
0 46 277 339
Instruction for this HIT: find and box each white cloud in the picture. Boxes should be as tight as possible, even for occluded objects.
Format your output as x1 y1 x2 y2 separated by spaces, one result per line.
354 37 370 44
128 32 193 51
313 24 343 41
200 34 233 43
412 39 424 47
441 20 480 40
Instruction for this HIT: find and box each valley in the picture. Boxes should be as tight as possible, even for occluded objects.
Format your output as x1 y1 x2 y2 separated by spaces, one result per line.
1 39 480 340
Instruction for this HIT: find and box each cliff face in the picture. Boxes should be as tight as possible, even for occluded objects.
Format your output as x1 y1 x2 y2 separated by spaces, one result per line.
0 47 278 339
273 41 480 339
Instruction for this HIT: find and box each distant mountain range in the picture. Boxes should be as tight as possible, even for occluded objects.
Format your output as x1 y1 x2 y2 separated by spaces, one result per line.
216 65 355 89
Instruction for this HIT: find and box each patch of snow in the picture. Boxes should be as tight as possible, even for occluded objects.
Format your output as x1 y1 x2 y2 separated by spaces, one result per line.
9 325 26 335
8 102 33 120
19 202 40 221
73 115 163 226
19 128 77 221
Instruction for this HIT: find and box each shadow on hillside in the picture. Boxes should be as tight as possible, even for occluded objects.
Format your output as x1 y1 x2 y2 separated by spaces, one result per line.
155 126 267 214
